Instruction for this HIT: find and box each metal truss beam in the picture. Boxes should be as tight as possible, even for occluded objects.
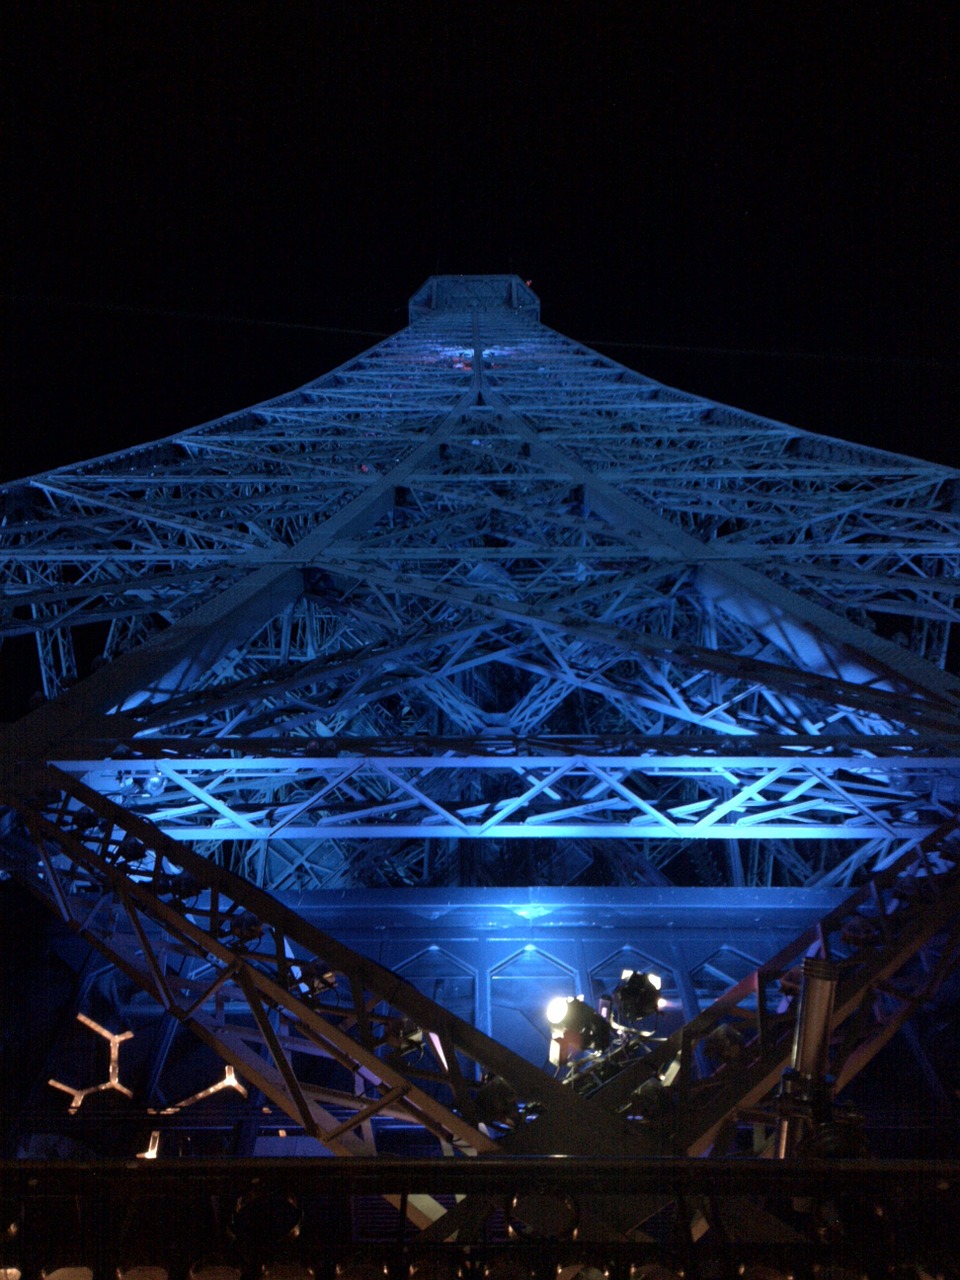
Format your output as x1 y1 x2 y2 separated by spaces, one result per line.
4 279 958 715
2 764 956 1242
0 767 658 1170
3 275 959 902
555 820 960 1157
46 747 960 842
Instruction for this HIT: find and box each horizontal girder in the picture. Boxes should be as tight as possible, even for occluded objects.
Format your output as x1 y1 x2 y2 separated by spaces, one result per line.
52 748 960 842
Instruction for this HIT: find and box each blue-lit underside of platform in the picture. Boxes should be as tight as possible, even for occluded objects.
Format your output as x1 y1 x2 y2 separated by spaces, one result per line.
1 276 959 1169
291 886 848 1078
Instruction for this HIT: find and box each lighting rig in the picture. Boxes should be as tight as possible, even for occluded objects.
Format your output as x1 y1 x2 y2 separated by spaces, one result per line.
606 969 666 1029
545 996 613 1068
546 970 666 1069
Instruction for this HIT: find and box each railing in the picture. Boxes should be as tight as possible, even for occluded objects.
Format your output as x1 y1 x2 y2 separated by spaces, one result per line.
0 1158 956 1277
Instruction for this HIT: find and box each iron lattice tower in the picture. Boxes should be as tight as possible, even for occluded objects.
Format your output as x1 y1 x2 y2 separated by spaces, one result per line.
2 276 959 1185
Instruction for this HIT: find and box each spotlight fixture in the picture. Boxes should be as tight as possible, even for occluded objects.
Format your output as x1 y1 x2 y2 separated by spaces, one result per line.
70 807 98 832
545 996 612 1066
115 835 145 863
155 868 201 903
545 996 573 1027
611 970 664 1025
556 1259 608 1280
510 1191 579 1241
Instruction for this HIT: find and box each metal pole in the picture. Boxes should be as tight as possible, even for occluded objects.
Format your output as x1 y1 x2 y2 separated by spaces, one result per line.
777 956 838 1158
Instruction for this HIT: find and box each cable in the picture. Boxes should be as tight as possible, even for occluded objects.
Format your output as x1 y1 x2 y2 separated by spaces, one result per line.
8 292 954 368
6 292 391 339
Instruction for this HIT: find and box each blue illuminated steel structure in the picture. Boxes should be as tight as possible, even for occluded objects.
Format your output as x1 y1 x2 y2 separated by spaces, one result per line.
1 276 959 1189
3 275 959 891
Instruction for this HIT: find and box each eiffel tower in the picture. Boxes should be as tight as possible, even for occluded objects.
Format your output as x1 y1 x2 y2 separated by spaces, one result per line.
2 276 959 1259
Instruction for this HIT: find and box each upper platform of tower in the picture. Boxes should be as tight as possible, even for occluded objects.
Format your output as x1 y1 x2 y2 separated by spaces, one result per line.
408 275 540 323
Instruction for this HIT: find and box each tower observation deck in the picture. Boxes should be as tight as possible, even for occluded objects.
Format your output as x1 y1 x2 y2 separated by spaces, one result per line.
1 277 959 1258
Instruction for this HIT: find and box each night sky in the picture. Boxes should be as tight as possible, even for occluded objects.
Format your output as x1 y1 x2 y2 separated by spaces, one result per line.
5 5 959 480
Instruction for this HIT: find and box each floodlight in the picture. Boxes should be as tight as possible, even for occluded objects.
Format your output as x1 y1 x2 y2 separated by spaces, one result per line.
611 971 663 1024
547 997 612 1066
546 996 572 1026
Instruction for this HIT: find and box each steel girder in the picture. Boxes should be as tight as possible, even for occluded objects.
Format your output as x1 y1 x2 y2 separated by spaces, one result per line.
0 767 659 1172
556 820 960 1155
3 278 959 893
45 748 960 846
1 761 957 1241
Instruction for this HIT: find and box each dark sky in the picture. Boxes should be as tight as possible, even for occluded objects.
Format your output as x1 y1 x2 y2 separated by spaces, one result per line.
5 4 959 479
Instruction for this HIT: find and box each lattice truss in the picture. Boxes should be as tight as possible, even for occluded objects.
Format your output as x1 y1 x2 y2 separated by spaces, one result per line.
2 766 958 1211
2 276 960 893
